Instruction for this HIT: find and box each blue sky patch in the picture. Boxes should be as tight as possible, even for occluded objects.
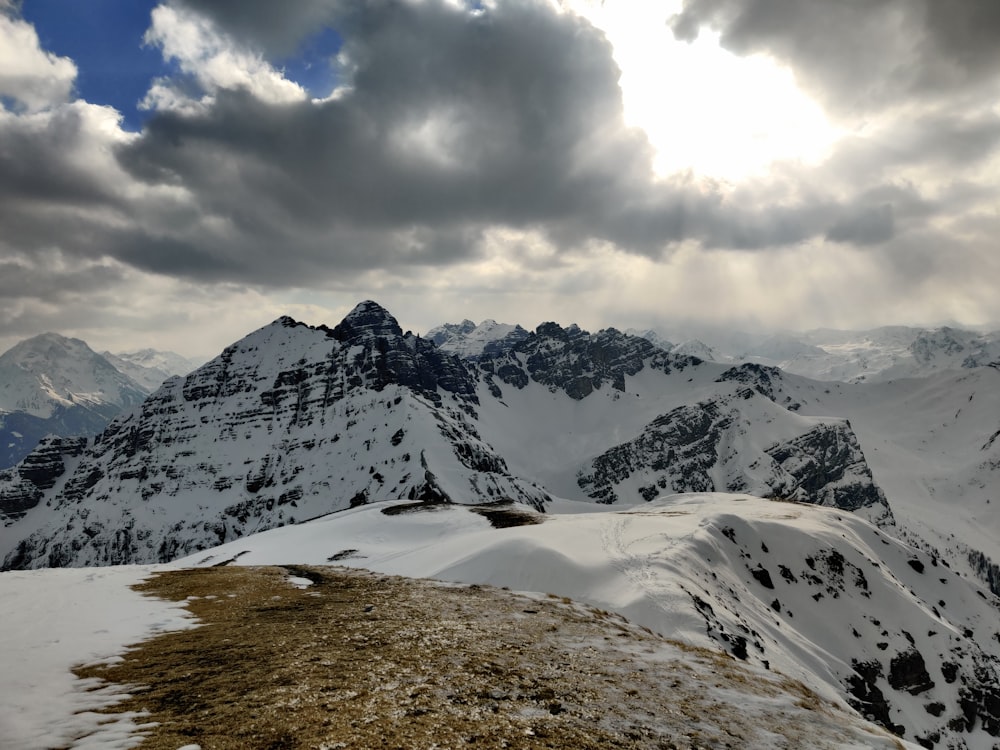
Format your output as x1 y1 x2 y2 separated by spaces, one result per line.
22 0 163 130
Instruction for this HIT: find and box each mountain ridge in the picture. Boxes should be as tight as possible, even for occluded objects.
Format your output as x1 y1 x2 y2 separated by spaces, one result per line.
4 300 1000 746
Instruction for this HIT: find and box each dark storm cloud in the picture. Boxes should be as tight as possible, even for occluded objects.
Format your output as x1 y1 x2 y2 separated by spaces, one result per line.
0 256 126 300
671 0 1000 116
116 0 686 276
0 106 119 206
126 1 647 229
3 0 981 303
106 0 917 285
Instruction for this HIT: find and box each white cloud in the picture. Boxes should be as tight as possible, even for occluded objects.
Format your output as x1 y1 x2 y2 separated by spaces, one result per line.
0 14 77 111
142 4 307 112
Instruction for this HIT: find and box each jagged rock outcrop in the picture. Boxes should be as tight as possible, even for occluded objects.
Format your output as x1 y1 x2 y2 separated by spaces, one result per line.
715 363 802 411
0 436 88 523
576 390 891 523
479 322 700 400
765 423 886 512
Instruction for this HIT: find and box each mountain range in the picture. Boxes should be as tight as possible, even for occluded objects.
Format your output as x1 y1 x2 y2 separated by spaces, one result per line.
0 334 200 469
2 300 1000 747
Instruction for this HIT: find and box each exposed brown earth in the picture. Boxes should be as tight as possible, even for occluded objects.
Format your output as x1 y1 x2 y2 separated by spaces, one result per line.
74 565 904 750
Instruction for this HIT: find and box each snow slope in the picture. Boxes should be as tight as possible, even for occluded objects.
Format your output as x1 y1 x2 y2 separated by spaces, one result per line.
179 493 1000 748
0 566 195 750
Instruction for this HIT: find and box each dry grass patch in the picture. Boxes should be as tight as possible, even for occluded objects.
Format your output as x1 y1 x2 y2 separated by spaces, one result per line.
75 565 904 750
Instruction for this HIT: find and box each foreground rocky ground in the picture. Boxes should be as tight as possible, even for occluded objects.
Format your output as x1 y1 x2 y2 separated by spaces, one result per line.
75 565 906 749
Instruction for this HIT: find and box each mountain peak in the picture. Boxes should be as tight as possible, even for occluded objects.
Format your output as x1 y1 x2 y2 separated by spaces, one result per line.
333 301 403 345
9 332 87 356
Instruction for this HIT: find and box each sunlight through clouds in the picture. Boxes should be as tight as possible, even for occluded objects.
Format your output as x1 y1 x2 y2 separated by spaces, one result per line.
567 0 841 181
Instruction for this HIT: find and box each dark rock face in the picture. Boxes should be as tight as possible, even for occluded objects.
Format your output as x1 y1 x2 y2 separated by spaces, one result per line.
480 322 698 400
576 393 891 521
330 301 405 345
0 436 88 521
967 548 1000 597
17 436 87 490
765 423 887 511
715 363 800 411
846 660 904 735
888 648 935 695
328 302 478 406
578 400 726 503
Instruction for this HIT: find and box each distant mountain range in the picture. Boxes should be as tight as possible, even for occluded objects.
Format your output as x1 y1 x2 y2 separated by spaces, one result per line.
633 325 1000 383
433 317 1000 383
0 334 201 469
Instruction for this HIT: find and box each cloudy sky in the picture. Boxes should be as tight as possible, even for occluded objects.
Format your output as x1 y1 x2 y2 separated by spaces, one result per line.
2 0 999 357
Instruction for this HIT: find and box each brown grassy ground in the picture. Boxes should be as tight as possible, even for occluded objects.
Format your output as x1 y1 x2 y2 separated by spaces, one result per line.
74 565 903 750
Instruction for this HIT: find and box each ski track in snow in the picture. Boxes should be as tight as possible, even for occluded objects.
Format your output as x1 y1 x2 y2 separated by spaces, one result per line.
600 515 674 616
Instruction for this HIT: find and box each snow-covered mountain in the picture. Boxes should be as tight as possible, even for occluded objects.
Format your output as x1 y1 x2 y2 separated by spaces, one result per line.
621 324 1000 384
0 334 148 469
5 303 1000 578
0 303 551 563
669 338 724 361
0 304 886 567
623 327 674 352
101 348 202 393
426 318 531 359
728 326 1000 383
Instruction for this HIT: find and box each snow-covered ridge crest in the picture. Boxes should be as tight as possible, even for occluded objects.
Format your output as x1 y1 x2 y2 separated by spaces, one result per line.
180 492 1000 748
101 347 202 393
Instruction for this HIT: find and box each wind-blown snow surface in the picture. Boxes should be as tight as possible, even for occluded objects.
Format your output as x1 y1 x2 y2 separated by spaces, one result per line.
0 566 195 750
180 493 1000 748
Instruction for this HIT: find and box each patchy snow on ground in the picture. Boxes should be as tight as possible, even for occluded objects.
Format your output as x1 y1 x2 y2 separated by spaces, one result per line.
0 565 196 750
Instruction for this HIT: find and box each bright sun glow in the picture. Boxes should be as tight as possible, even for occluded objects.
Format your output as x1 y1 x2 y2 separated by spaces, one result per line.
567 0 842 182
